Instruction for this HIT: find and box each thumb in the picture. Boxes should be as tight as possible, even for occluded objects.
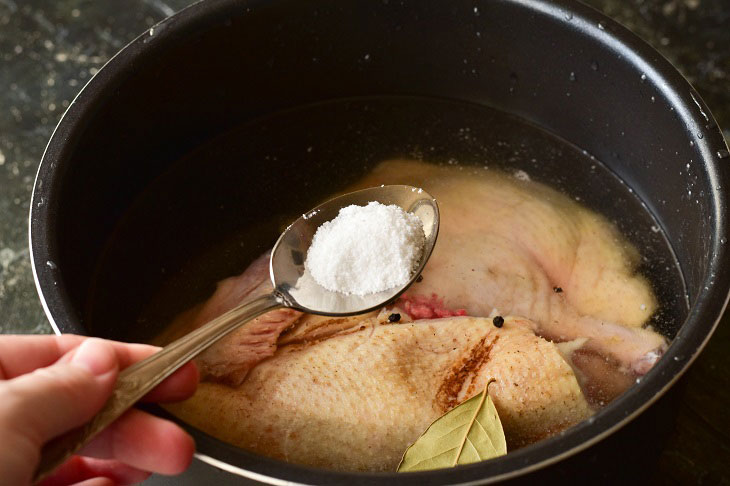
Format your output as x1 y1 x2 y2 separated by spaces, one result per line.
0 338 119 449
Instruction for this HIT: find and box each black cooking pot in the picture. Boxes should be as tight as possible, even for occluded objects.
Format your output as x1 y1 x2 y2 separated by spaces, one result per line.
30 0 729 484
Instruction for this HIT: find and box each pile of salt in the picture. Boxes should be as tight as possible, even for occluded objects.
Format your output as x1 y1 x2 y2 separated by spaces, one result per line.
305 201 425 295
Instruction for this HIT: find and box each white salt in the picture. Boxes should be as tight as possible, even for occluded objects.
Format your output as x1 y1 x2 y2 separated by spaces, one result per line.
513 169 531 181
305 201 425 295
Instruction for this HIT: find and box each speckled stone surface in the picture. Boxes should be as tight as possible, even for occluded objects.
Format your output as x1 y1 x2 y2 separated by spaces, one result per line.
1 0 728 484
0 0 193 334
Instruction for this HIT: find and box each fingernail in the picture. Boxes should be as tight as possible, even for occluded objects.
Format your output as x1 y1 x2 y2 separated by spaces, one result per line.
71 338 116 376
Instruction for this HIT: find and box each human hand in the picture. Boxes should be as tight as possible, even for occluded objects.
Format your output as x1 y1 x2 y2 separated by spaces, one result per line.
0 335 199 486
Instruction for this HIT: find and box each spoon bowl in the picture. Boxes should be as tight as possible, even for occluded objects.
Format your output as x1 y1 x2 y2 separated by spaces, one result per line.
273 185 439 315
34 184 439 482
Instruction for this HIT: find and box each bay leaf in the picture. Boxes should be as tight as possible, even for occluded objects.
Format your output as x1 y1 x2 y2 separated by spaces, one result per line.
397 381 506 472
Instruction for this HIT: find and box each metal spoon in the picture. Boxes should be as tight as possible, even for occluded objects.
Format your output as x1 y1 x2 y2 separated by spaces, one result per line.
35 184 439 482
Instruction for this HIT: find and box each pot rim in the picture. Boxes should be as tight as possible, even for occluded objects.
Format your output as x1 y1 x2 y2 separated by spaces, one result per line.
29 0 730 484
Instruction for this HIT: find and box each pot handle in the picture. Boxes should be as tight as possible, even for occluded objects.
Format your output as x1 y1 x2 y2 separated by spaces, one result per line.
33 292 283 484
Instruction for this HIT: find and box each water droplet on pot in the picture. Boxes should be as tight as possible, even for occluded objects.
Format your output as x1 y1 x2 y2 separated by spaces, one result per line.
598 22 605 30
698 132 704 139
640 73 647 82
508 72 518 93
565 12 573 20
569 71 576 81
590 60 599 71
46 260 57 270
689 140 695 146
718 149 730 159
651 96 655 103
721 237 728 244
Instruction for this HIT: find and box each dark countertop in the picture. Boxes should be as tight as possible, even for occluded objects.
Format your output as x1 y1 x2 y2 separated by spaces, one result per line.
1 0 728 484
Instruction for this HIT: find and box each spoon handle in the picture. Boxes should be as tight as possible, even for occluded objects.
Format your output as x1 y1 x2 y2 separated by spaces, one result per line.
34 292 283 484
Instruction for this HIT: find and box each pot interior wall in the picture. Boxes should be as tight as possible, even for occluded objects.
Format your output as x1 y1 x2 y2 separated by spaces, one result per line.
86 95 686 343
52 0 714 340
50 0 713 338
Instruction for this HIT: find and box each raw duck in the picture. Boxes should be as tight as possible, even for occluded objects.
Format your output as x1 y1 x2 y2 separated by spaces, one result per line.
348 160 665 374
155 159 667 470
165 315 592 471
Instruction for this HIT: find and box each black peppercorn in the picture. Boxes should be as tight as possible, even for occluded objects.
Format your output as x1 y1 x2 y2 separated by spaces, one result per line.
492 316 504 328
553 286 563 293
388 313 401 323
416 274 424 283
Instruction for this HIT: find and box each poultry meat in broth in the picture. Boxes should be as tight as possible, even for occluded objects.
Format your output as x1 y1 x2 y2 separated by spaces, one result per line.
155 159 667 471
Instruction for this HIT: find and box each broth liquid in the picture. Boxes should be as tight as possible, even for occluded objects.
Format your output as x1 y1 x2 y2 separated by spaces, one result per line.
94 96 688 350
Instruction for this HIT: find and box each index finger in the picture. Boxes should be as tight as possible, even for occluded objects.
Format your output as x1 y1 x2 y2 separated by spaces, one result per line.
0 335 87 379
0 335 198 402
1 335 162 379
